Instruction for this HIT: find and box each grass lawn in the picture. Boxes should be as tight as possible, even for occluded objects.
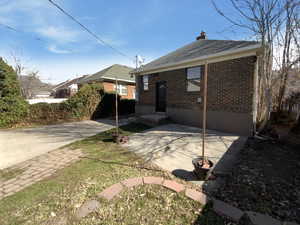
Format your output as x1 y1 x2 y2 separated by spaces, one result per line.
0 123 231 225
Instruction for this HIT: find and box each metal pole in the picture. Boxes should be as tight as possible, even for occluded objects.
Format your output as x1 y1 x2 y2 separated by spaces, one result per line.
202 62 208 164
115 78 119 136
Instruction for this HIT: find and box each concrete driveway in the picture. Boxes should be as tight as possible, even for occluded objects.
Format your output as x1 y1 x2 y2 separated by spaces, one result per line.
125 124 247 177
0 119 127 169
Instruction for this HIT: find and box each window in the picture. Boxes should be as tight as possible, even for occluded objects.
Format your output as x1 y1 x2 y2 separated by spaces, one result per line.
115 84 128 95
186 66 201 92
143 75 149 91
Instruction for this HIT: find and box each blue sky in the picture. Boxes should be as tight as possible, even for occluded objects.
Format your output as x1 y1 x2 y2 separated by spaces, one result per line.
0 0 249 84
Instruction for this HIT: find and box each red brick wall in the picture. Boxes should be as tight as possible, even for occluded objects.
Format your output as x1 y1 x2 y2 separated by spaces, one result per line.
103 81 135 99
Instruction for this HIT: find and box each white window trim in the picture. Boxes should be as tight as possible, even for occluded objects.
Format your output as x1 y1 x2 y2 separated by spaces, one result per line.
114 84 128 96
186 66 201 92
143 75 149 91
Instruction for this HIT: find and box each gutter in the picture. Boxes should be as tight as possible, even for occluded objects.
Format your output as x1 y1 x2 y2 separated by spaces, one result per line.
101 76 135 84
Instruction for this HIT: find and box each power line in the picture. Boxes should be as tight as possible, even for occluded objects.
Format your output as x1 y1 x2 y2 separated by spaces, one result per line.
0 22 42 41
47 0 133 60
0 22 76 53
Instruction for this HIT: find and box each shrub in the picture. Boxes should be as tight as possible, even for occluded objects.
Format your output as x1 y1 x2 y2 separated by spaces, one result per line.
92 92 135 119
0 58 28 128
25 83 104 125
27 103 72 124
119 99 135 115
65 83 104 119
92 92 119 118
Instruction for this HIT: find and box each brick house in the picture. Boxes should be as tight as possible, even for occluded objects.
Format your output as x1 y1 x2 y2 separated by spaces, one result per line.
132 33 263 135
78 64 135 99
52 75 88 98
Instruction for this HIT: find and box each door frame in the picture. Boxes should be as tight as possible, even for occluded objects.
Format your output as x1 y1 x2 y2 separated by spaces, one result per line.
155 81 167 112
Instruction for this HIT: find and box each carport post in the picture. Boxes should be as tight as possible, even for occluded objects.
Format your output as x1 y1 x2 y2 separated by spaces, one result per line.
202 62 208 163
115 78 119 136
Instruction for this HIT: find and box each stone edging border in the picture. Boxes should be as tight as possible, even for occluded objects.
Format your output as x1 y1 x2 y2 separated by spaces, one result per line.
75 176 299 225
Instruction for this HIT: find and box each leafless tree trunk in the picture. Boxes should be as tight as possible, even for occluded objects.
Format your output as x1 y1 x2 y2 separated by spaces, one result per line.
212 0 300 132
10 51 26 96
21 71 40 99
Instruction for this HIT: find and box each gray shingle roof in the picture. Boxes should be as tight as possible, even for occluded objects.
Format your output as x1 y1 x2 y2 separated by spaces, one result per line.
79 64 135 84
140 39 260 72
55 75 88 90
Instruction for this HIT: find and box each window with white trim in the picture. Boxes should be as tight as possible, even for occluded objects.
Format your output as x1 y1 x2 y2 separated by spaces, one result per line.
114 84 128 95
186 66 201 92
143 75 149 91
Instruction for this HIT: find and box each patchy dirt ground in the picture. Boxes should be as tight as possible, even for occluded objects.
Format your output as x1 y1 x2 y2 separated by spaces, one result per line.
214 137 300 223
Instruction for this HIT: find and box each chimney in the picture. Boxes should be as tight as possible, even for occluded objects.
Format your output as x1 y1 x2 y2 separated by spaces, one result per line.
196 31 206 40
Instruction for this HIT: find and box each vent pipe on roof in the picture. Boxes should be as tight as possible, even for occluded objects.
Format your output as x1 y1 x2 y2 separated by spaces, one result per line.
197 31 206 40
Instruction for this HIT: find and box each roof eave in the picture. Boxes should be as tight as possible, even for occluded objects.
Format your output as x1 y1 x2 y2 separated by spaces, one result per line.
132 43 263 75
101 76 135 83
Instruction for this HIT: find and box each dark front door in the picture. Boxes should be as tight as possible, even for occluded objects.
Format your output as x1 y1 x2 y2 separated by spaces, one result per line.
156 81 167 112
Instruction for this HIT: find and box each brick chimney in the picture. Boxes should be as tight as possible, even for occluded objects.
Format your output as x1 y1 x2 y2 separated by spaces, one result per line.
196 31 206 40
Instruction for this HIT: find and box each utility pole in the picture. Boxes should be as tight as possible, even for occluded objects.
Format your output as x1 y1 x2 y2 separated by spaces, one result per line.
135 55 139 69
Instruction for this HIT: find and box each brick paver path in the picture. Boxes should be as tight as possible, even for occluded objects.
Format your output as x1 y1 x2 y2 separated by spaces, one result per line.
0 148 84 200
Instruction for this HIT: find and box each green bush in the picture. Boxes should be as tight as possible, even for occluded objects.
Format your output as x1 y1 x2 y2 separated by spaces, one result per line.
119 99 135 115
25 83 104 125
64 83 104 119
92 92 135 119
27 103 72 124
92 92 119 118
0 58 28 128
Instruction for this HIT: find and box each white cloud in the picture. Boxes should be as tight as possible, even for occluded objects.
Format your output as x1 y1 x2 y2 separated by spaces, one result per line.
0 0 127 53
98 35 126 47
37 26 80 43
35 57 135 84
47 45 73 54
0 0 46 13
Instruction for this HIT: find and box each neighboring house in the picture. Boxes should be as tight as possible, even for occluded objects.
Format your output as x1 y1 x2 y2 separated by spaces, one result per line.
132 32 264 136
19 75 53 99
52 75 88 98
78 64 135 99
33 90 51 98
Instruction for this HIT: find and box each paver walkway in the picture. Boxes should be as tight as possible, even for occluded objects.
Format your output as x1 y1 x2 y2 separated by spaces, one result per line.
0 148 84 200
0 119 131 169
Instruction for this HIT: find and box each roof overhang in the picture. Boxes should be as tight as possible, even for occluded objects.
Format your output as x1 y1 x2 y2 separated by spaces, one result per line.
101 76 135 83
79 77 135 84
132 43 263 75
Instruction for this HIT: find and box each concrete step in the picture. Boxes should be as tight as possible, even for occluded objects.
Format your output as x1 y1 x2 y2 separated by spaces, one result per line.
137 113 169 126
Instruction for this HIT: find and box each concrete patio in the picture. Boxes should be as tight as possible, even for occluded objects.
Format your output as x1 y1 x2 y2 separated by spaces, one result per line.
124 124 247 184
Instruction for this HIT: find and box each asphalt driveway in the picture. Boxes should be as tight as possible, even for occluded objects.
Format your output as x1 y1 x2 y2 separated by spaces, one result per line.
0 119 127 169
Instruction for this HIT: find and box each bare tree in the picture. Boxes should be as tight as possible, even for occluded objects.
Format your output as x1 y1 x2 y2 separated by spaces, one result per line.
9 50 50 99
20 71 40 99
212 0 300 131
10 50 26 96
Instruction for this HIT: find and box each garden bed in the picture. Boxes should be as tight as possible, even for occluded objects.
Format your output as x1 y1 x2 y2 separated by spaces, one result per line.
214 137 300 224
